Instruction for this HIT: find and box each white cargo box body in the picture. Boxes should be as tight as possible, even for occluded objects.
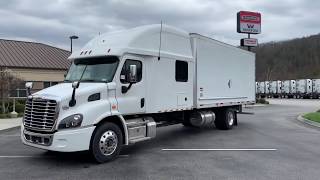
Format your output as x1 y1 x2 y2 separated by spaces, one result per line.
258 82 266 94
296 79 312 94
312 79 320 93
277 80 282 94
269 81 277 94
282 80 290 94
282 80 296 94
290 80 296 93
190 34 255 108
265 81 270 94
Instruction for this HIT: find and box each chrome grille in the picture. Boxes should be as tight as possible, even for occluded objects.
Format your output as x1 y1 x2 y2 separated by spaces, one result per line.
24 97 58 132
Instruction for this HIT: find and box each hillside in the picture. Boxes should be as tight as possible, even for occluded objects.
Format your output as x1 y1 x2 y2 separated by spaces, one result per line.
254 34 320 81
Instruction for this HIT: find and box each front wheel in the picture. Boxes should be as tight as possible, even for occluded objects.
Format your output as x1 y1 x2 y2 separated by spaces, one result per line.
90 122 123 163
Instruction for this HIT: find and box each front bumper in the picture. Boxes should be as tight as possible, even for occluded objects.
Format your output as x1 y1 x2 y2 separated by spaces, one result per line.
21 126 95 152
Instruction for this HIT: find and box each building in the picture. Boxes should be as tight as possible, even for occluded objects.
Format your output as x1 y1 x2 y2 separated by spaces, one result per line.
0 39 71 97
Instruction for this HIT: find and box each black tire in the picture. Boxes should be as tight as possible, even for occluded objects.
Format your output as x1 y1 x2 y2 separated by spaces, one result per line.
90 122 123 163
182 112 195 127
215 108 235 130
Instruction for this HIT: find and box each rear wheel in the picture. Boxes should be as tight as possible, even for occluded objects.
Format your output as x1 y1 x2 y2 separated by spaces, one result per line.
215 108 235 130
182 112 195 127
90 122 123 163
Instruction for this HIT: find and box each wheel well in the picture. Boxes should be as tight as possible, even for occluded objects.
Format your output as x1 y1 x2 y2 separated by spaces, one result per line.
95 116 126 144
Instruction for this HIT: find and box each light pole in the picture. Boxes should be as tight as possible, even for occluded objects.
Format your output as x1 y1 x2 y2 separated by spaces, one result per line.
69 35 79 53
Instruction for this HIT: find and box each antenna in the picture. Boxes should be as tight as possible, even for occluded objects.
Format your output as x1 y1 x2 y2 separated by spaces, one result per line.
158 21 163 61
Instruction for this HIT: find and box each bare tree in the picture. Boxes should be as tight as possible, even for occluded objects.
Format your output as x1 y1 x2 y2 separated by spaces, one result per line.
255 33 320 81
0 68 23 114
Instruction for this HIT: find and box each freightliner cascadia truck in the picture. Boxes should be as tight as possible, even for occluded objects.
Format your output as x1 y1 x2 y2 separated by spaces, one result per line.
21 24 255 163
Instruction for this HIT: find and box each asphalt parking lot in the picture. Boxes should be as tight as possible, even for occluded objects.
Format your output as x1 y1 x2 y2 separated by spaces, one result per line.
0 99 320 180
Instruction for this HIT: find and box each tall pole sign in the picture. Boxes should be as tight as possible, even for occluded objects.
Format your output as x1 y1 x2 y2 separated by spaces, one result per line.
237 11 261 51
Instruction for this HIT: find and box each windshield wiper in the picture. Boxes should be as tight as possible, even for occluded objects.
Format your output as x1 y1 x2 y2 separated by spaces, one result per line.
80 79 101 82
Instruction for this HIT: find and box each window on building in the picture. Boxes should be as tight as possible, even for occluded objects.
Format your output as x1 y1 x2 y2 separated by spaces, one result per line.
175 60 188 82
51 82 58 86
43 81 59 88
43 82 51 88
120 59 142 83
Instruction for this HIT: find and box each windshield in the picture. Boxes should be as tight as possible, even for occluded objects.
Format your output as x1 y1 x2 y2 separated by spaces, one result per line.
65 56 119 82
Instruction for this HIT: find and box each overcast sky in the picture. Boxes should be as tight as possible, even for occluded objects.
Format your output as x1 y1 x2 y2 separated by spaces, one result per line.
0 0 319 51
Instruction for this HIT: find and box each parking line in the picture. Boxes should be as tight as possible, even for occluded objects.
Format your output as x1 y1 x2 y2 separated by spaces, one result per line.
0 156 46 158
0 155 129 158
162 148 277 151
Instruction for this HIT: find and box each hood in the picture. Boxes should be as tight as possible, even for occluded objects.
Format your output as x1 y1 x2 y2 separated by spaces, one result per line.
32 82 110 102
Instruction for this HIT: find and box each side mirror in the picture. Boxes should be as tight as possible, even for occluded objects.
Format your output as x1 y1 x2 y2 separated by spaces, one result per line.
72 81 80 89
25 82 33 89
128 65 137 83
25 82 33 96
69 81 80 107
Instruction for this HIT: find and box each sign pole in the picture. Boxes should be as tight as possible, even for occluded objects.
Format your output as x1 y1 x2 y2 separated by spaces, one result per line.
248 34 251 51
237 11 261 52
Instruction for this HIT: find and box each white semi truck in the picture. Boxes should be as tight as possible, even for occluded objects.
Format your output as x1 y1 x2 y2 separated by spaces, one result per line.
281 80 296 98
269 80 281 98
265 81 271 97
256 81 266 98
21 24 255 163
312 79 320 98
295 79 312 98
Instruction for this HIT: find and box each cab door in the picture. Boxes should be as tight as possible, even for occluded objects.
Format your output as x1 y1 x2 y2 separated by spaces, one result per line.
115 55 146 114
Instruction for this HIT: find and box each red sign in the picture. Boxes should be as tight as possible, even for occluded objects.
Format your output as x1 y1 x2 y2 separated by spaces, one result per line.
241 38 258 47
237 11 261 34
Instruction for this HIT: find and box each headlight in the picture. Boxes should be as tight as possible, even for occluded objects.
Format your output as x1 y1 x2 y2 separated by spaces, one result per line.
58 114 83 130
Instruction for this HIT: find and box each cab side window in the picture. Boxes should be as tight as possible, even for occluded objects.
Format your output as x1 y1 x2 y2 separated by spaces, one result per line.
175 60 188 82
120 59 142 83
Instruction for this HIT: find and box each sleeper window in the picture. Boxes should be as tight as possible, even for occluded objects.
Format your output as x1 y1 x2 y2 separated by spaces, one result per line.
175 60 188 82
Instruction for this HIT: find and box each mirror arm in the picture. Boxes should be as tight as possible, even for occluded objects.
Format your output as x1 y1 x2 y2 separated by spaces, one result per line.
69 87 77 107
121 83 133 94
27 88 31 96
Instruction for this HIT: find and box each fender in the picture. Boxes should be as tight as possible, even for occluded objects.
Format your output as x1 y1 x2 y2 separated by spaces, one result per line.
94 113 129 145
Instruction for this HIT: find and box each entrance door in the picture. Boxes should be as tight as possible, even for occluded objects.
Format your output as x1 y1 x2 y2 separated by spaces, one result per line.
115 55 146 114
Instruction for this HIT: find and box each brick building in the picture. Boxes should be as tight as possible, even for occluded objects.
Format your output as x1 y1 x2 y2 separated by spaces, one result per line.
0 39 70 97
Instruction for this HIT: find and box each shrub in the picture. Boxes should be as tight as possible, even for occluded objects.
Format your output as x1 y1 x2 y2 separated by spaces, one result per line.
15 104 25 113
256 98 269 104
8 102 25 113
17 99 26 105
0 114 10 119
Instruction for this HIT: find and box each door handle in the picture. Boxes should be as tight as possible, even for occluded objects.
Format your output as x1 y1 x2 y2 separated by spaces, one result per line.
141 98 145 108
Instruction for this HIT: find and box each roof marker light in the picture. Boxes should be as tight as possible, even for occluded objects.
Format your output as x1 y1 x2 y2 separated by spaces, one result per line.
107 49 111 53
89 50 92 54
80 51 83 55
84 51 87 55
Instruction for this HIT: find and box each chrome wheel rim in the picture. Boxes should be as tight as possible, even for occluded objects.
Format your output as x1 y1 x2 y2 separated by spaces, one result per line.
227 111 234 126
99 130 118 156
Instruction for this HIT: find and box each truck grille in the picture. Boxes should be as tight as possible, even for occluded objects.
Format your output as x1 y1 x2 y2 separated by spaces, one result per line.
24 97 58 132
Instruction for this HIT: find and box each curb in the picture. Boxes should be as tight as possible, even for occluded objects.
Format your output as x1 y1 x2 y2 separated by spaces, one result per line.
0 126 20 133
297 115 320 128
244 104 267 108
0 118 22 132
